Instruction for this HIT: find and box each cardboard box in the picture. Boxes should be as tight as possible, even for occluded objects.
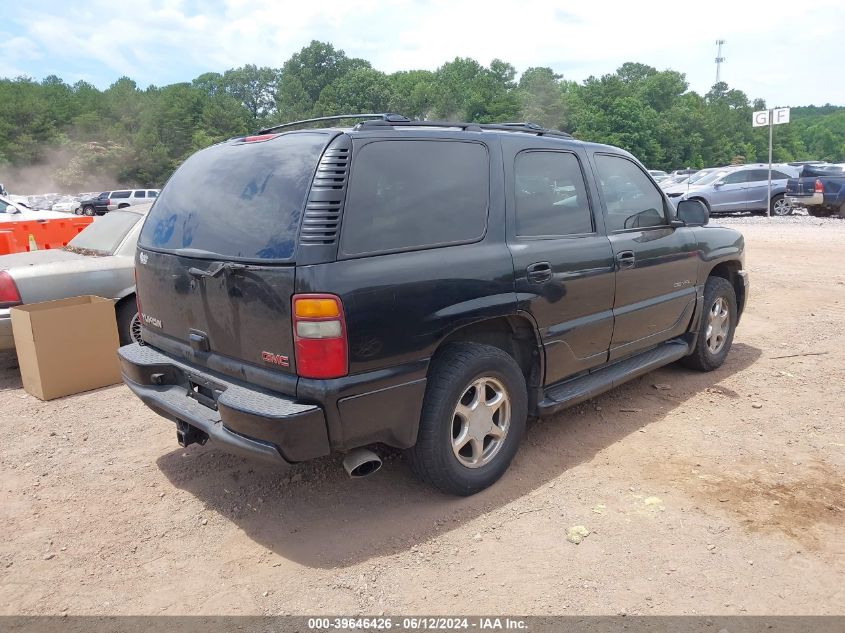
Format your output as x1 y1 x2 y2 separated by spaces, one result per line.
11 295 121 400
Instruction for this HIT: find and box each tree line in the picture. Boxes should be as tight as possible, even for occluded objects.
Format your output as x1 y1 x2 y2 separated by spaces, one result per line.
0 40 843 191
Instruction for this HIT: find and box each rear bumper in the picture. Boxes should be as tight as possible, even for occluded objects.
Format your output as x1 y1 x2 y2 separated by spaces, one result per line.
787 193 823 207
118 343 330 466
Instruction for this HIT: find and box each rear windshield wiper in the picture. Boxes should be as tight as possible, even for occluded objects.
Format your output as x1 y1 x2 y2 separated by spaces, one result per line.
188 261 246 279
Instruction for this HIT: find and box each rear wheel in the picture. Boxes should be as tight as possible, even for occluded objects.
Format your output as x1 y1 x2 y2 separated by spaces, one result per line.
682 276 737 372
771 194 791 216
807 207 832 218
406 343 527 496
82 205 95 216
116 298 141 346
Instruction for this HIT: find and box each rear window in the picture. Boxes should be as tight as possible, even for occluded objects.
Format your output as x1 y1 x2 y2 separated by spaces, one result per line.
66 211 141 255
139 132 330 261
340 140 489 256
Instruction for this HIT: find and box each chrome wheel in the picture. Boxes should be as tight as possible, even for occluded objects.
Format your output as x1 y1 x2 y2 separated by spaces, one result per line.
705 297 730 354
772 197 791 216
130 312 143 345
451 376 511 468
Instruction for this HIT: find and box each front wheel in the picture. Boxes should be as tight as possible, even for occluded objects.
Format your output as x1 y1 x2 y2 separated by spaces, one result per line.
406 343 527 496
82 205 95 216
682 276 737 372
771 194 792 216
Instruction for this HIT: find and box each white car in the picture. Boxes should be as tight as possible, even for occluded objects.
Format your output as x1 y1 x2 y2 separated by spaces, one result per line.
51 196 81 213
106 189 160 211
1 195 69 221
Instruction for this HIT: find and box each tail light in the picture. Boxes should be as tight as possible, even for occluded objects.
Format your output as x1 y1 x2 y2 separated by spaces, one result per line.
107 199 112 206
0 271 22 308
814 179 824 193
243 134 279 143
292 294 347 379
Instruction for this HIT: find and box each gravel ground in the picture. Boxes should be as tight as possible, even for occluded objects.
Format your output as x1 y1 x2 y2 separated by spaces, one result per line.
0 219 843 616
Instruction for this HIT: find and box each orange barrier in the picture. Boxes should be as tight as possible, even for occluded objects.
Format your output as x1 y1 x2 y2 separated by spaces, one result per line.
0 216 94 255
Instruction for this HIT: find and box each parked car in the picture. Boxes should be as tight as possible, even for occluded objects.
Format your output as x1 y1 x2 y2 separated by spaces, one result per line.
662 167 721 199
0 206 150 351
674 163 799 215
785 164 845 217
51 196 81 213
120 114 748 496
78 192 113 216
648 169 669 182
106 189 160 211
1 195 66 220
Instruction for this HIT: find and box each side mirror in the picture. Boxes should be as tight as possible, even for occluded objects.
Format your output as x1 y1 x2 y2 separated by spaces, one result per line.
676 199 709 226
712 181 724 188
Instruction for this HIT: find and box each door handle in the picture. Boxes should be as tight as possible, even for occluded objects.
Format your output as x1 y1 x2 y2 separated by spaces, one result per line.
526 261 552 283
616 250 636 270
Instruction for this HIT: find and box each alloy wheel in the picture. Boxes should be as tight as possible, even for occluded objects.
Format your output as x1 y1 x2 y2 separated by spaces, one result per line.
451 376 511 468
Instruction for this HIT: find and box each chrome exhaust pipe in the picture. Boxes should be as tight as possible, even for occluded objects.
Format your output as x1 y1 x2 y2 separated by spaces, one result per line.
342 448 382 478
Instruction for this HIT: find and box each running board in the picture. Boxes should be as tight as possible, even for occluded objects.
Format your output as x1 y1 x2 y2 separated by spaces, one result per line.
538 340 690 416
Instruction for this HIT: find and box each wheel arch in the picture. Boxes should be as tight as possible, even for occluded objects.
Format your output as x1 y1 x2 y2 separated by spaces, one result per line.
433 314 543 414
708 260 745 319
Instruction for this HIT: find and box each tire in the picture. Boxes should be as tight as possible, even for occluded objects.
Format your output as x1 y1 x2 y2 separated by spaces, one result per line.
807 207 831 218
406 343 528 496
771 194 791 216
118 203 130 209
116 298 141 346
682 276 737 372
82 205 95 216
839 202 845 219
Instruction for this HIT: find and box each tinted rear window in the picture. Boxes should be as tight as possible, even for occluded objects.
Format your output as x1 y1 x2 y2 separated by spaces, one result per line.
139 132 330 261
340 140 489 255
112 191 131 198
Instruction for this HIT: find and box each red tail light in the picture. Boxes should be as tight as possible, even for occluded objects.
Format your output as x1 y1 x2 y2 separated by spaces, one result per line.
292 294 348 379
243 134 279 143
814 179 824 193
0 271 22 308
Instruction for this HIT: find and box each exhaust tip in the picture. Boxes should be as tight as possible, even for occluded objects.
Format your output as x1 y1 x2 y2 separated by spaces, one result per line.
343 448 382 478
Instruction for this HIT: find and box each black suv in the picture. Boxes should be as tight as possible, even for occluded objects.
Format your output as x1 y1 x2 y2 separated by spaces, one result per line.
119 114 749 496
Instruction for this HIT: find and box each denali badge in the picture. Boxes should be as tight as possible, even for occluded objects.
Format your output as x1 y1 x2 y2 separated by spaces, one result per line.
142 313 162 329
261 351 290 367
139 252 149 265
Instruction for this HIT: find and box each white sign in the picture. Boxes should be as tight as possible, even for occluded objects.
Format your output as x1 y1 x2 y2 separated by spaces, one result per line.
752 107 790 127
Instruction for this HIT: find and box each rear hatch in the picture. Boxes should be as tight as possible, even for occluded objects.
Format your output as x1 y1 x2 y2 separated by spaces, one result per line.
135 131 337 380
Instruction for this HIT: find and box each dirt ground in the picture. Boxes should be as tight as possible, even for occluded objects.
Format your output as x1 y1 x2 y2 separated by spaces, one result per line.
1 218 843 616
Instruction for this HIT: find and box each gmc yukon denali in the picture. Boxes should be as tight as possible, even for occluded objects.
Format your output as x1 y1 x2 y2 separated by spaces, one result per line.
119 113 749 496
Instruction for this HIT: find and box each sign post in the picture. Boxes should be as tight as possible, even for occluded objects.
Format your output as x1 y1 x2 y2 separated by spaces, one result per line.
752 107 790 217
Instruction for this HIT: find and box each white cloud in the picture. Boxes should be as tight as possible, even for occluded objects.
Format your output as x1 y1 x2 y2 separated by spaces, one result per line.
4 0 844 105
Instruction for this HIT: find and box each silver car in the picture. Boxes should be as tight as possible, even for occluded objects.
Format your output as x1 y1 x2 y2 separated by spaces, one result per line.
0 205 149 351
673 163 800 215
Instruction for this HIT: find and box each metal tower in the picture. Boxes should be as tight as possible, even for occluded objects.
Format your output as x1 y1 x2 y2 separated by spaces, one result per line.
715 39 726 83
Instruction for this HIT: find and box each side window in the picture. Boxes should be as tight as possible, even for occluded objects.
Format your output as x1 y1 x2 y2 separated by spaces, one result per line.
722 171 750 184
771 170 792 180
594 155 667 232
111 190 131 199
133 190 146 198
147 190 158 198
514 151 593 237
340 140 489 255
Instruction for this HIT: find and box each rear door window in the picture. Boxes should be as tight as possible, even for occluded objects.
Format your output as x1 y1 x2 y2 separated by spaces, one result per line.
340 140 489 256
133 190 146 198
139 132 331 261
514 151 593 237
112 191 131 199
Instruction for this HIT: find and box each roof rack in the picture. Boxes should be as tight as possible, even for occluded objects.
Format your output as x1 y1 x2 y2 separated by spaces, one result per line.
355 118 573 139
257 113 409 134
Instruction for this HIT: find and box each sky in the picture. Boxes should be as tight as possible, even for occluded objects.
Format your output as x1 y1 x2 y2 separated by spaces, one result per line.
2 0 843 107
